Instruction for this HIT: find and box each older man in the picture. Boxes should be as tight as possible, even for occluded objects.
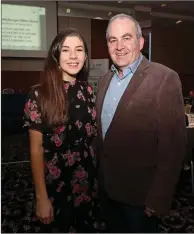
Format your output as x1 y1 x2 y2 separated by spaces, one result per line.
95 14 186 233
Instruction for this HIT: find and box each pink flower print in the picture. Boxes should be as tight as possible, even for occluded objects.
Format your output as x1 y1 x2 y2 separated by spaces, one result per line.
74 195 83 207
87 85 93 95
30 111 39 121
47 154 58 168
30 102 37 110
88 107 91 113
70 79 76 86
85 123 92 137
63 151 71 159
83 194 91 202
49 166 61 178
68 153 75 166
75 168 87 180
52 153 58 163
91 108 96 119
77 90 86 101
56 126 65 134
73 184 80 194
54 135 62 147
64 83 70 90
24 100 31 113
75 120 83 130
57 181 65 192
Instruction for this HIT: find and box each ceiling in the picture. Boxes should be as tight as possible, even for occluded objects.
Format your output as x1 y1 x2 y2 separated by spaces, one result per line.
58 1 194 27
73 1 194 15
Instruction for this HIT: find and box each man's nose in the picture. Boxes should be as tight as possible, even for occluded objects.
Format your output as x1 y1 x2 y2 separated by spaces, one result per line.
116 40 124 50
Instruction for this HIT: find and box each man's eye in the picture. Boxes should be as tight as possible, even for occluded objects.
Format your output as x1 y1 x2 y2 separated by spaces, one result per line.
123 37 130 40
110 39 116 43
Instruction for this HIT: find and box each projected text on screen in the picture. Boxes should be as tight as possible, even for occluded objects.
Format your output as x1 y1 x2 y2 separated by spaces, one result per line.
2 4 46 51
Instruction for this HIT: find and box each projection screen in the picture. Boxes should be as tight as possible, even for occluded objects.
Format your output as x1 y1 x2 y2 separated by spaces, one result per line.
1 1 58 58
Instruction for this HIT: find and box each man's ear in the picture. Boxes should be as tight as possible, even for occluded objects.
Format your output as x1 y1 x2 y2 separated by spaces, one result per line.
139 37 144 51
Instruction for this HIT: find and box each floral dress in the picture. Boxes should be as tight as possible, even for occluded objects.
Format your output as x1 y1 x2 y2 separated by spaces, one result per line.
24 79 105 233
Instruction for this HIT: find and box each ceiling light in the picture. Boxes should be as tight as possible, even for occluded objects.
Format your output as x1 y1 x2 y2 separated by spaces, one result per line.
118 0 123 3
66 8 71 13
93 17 103 20
176 20 182 24
108 12 112 16
161 4 167 7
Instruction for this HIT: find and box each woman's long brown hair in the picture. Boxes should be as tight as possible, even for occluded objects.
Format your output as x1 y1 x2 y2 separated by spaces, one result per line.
38 28 89 127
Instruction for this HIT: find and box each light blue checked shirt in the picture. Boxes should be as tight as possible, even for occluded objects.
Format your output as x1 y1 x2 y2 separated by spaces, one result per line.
101 54 143 139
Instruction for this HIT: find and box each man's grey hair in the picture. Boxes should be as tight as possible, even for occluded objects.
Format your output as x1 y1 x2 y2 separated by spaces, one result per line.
106 13 142 40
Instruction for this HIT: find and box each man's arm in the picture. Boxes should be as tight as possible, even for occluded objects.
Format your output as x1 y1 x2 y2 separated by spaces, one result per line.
145 71 187 215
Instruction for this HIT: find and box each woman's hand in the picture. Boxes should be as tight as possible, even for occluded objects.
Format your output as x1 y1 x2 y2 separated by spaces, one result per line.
36 198 54 224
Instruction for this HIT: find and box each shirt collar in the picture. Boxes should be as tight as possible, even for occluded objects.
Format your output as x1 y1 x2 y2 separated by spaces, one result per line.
111 53 143 79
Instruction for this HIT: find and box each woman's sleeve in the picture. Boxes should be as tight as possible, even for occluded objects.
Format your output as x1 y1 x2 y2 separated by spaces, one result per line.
23 88 44 133
87 83 97 137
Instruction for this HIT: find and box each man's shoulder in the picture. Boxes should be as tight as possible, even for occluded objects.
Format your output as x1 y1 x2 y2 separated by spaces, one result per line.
148 61 178 77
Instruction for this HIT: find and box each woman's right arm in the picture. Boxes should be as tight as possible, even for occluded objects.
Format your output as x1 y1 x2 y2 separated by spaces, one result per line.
24 88 53 224
29 129 47 201
29 129 53 224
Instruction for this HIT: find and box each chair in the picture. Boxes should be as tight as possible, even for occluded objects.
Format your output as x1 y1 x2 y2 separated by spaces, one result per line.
2 88 15 94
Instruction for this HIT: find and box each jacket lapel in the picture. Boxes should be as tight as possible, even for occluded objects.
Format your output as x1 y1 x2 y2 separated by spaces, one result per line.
107 57 150 129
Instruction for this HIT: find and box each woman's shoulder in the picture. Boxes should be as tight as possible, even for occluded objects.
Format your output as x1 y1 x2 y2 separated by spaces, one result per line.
78 80 92 88
78 81 93 95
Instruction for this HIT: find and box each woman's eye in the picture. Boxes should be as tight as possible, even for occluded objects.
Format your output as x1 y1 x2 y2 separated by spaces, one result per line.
110 40 116 44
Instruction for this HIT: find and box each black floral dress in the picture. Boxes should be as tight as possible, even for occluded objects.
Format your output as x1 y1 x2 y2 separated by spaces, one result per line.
24 79 105 233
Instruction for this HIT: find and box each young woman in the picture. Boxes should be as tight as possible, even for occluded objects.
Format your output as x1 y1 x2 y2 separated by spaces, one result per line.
24 28 105 233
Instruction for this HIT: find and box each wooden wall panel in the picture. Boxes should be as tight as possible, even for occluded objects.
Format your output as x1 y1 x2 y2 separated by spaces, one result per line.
1 17 194 96
152 23 194 95
91 19 109 59
1 71 41 93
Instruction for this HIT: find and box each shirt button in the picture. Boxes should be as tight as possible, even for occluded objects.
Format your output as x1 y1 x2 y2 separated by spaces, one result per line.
118 82 120 86
113 97 116 101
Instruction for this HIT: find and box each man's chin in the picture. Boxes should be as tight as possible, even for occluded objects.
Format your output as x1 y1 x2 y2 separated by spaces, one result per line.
115 62 129 69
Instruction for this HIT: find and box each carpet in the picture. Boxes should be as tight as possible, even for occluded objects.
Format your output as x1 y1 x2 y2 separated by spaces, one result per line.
1 133 194 233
